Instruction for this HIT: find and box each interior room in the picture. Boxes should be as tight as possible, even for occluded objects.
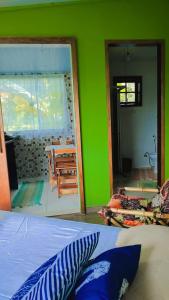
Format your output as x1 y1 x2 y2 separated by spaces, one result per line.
108 45 158 191
0 43 81 216
0 0 169 299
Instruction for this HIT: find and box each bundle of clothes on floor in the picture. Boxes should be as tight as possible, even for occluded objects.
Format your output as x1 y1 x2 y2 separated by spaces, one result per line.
98 180 169 228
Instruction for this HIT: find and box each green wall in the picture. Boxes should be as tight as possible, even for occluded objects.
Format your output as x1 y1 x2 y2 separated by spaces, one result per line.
0 0 169 208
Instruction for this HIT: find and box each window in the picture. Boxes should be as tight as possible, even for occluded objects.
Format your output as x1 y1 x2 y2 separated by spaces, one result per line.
0 74 71 137
113 76 142 107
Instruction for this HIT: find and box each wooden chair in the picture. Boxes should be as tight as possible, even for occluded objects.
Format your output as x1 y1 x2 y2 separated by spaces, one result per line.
52 137 74 145
56 165 78 197
66 138 74 145
52 148 77 174
53 149 78 197
47 149 75 191
48 152 57 190
52 139 60 145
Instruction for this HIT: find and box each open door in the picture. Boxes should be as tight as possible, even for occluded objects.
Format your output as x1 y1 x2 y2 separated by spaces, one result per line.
0 100 11 210
105 40 164 195
0 37 85 216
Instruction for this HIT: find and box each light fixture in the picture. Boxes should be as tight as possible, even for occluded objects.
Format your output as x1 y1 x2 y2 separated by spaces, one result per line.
125 48 132 62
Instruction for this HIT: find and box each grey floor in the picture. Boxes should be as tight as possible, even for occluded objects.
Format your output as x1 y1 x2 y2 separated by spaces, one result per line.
12 179 81 217
55 212 104 225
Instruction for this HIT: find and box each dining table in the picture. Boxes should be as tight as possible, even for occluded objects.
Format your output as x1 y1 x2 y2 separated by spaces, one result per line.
45 144 76 155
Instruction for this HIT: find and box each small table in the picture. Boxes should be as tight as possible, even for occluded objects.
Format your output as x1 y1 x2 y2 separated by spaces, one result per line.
45 144 76 155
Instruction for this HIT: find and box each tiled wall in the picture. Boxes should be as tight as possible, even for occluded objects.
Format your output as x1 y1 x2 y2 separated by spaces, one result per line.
14 74 75 179
64 73 75 133
14 135 75 179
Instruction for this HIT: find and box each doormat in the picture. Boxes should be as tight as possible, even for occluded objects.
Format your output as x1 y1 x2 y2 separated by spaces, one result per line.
12 181 44 208
140 179 157 189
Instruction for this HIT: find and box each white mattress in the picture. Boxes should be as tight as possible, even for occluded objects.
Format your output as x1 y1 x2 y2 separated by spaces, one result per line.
0 211 121 299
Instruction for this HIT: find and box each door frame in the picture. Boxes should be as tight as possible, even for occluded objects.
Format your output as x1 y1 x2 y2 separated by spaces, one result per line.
0 104 11 210
0 37 86 213
105 39 165 195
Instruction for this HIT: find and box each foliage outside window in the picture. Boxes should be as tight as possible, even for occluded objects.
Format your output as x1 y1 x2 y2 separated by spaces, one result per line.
0 74 71 137
113 76 142 107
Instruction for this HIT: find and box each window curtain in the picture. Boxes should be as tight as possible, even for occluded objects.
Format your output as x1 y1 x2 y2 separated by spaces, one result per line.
0 73 71 138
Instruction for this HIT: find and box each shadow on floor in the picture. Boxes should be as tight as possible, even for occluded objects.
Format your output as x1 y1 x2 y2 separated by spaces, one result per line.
53 212 104 225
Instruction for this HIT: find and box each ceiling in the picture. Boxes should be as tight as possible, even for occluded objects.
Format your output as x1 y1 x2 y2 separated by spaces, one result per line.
109 46 157 62
0 0 98 8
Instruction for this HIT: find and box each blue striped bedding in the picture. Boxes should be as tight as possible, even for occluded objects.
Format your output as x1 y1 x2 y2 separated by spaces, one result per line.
0 211 121 299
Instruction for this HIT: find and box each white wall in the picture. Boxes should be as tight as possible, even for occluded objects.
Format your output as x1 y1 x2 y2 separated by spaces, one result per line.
109 58 157 169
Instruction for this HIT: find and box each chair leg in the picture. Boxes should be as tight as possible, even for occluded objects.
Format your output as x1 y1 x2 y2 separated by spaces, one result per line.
49 164 57 191
57 173 61 197
50 176 57 191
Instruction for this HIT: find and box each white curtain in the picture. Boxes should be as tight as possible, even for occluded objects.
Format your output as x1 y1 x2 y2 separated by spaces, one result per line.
0 73 71 138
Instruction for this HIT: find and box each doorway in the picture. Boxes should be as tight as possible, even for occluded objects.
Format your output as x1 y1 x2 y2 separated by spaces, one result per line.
105 40 165 194
0 37 85 216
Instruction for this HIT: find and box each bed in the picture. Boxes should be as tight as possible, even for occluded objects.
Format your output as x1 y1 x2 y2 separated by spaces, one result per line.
0 211 168 300
0 211 121 299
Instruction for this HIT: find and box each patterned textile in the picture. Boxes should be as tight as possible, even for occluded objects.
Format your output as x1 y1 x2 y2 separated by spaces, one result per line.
104 208 169 228
151 193 162 208
151 180 169 213
160 180 169 213
108 193 146 210
11 232 100 300
121 199 149 210
108 194 151 212
99 180 169 228
71 245 141 300
104 210 155 228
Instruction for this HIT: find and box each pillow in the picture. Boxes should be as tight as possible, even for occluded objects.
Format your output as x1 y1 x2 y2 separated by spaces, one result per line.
116 225 169 300
11 232 100 300
71 244 141 300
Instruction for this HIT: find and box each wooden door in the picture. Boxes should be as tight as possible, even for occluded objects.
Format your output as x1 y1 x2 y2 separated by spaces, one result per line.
111 89 119 175
0 101 11 210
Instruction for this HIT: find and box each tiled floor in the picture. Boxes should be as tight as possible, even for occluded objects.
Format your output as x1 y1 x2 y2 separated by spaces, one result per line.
114 168 157 192
12 179 81 217
55 212 104 225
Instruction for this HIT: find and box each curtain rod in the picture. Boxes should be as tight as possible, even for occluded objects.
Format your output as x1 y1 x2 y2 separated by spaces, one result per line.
0 71 70 76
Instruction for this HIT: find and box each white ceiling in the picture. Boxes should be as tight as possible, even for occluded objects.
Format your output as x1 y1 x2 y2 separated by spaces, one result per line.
0 0 89 7
109 46 157 62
